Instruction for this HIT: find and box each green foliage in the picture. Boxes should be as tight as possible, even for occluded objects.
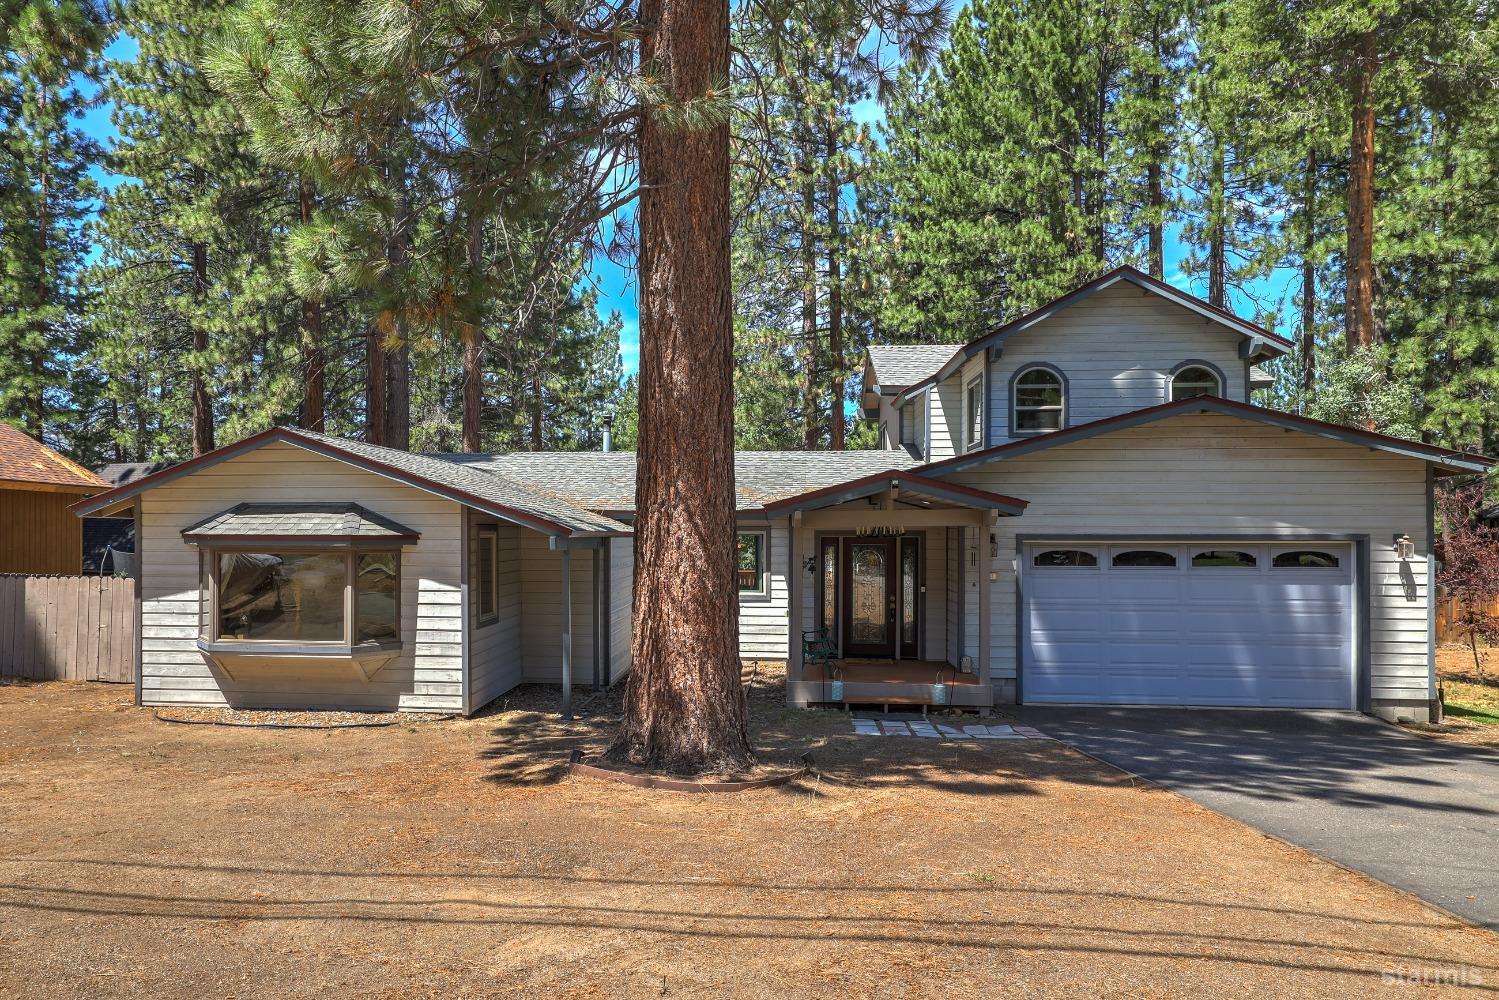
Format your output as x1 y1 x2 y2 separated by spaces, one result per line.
1305 347 1419 440
0 0 107 454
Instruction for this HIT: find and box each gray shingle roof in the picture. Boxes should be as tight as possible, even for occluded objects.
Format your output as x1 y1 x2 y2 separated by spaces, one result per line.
290 430 631 535
437 449 921 513
97 461 173 487
866 345 958 389
182 502 419 540
1249 363 1274 388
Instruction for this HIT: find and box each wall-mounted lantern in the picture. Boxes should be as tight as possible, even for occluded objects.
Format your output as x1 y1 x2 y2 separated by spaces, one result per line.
1393 533 1415 560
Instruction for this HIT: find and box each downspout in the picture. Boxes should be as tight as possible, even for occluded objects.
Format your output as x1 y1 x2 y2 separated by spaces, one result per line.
560 545 572 719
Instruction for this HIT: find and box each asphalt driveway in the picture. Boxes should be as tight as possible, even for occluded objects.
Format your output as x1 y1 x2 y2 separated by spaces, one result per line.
1014 706 1499 931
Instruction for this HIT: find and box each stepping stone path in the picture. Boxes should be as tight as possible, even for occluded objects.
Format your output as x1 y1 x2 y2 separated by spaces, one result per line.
850 718 1050 741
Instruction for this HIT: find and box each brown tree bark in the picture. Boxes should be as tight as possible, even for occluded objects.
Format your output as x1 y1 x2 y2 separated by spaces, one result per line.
826 138 845 451
299 181 325 433
190 240 215 456
365 323 387 445
1207 139 1227 309
1146 31 1165 279
462 208 484 452
384 160 412 451
1345 29 1378 358
1300 148 1317 404
800 156 819 450
609 0 751 774
530 372 543 450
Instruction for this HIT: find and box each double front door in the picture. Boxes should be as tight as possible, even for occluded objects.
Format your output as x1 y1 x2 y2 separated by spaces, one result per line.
840 535 921 659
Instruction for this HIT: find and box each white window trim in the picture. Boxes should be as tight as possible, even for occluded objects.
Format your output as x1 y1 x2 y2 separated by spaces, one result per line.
1011 365 1067 436
963 374 984 452
736 529 769 599
476 525 500 625
1170 364 1223 401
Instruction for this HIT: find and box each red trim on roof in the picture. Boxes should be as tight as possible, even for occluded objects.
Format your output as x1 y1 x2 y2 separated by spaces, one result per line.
69 427 578 536
918 395 1495 474
759 469 1028 513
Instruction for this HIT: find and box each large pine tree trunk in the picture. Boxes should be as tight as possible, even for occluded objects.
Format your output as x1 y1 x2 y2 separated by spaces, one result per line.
610 0 751 775
825 144 844 451
1345 29 1378 357
366 322 387 445
800 162 819 450
1207 139 1227 308
29 81 49 439
299 181 325 432
1300 148 1317 404
385 161 412 451
190 240 215 456
462 209 484 452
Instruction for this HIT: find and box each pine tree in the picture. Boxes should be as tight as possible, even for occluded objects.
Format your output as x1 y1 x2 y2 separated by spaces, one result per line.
0 0 106 443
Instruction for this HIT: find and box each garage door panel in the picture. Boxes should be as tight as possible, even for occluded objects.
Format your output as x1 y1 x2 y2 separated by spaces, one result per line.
1024 541 1354 709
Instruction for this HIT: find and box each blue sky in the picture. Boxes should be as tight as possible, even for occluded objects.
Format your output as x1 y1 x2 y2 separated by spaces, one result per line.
83 33 1292 380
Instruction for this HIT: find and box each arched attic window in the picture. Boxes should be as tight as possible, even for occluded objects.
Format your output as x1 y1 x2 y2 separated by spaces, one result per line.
1011 365 1066 433
1170 364 1223 401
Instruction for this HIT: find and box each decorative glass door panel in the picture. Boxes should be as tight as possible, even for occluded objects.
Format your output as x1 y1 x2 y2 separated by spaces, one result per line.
849 544 888 645
900 537 919 658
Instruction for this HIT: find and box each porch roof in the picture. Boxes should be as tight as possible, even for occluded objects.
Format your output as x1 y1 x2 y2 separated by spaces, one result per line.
756 471 1028 517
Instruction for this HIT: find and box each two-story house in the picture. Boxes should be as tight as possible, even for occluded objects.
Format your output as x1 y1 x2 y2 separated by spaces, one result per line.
75 266 1491 723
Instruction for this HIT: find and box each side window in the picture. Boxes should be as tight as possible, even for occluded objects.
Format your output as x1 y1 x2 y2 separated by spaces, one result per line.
736 531 767 595
964 376 983 451
477 526 498 623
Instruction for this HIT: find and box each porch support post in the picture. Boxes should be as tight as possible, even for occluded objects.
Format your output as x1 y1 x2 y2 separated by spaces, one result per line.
592 546 604 691
976 510 993 692
788 512 804 704
560 546 573 719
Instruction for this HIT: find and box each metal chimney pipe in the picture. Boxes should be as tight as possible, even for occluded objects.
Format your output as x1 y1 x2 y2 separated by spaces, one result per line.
601 412 614 453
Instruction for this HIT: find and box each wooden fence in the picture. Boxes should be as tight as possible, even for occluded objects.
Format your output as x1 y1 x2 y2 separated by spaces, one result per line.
0 574 136 683
1436 591 1499 645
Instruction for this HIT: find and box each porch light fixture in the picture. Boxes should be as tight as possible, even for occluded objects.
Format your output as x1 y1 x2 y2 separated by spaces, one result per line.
1393 533 1415 560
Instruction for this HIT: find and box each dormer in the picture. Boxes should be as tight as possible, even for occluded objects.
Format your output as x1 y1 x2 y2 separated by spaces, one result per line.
870 267 1291 462
862 345 954 458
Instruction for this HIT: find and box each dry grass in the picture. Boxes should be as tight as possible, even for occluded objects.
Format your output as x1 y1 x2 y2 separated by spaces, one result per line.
1413 648 1499 747
0 676 1496 998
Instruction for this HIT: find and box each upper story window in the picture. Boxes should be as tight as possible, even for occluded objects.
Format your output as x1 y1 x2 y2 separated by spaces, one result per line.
964 376 984 451
1171 364 1222 401
899 400 921 457
1012 366 1066 433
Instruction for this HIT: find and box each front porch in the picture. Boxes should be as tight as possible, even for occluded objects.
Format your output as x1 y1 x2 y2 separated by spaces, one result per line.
759 470 1027 711
793 658 991 709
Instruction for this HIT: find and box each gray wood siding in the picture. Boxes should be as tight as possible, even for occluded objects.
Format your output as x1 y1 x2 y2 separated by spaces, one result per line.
608 536 633 683
986 283 1248 441
518 532 597 685
138 440 465 713
468 513 522 712
939 413 1432 703
739 521 789 661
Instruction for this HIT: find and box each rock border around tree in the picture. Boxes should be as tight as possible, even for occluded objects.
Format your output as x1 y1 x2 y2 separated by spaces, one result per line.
567 750 813 793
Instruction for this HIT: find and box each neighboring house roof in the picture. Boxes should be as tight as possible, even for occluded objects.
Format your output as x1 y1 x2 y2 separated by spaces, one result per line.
0 423 107 492
97 461 172 487
448 449 923 514
181 502 421 544
866 345 957 391
891 266 1296 406
917 395 1494 478
1249 363 1274 389
73 427 630 538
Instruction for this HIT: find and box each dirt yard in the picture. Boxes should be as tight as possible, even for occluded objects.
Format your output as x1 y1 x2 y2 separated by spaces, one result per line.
2 678 1497 999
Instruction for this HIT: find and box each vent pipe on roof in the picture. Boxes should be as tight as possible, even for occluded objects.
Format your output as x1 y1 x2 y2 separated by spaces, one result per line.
601 413 614 453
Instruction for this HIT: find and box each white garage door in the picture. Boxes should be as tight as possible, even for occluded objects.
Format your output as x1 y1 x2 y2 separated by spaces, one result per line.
1023 542 1354 708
